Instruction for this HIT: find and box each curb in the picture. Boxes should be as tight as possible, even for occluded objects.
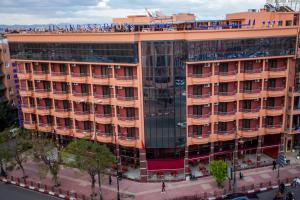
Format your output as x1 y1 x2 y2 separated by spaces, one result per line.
0 177 75 200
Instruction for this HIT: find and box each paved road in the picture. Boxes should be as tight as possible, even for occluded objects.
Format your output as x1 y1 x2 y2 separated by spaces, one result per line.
0 182 60 200
257 186 300 200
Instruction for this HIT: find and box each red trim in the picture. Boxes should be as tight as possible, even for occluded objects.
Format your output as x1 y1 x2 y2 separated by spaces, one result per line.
147 159 184 171
188 154 210 161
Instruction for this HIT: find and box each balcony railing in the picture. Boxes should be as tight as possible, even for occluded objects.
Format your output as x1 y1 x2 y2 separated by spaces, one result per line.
36 106 52 110
51 71 68 76
72 91 91 96
38 123 53 127
188 113 211 119
53 90 69 94
215 110 236 115
71 72 89 77
75 129 92 133
239 127 259 132
95 113 113 118
35 88 51 93
188 93 211 98
239 88 261 94
264 106 283 110
188 72 212 78
92 74 112 79
74 110 91 115
55 108 72 112
94 94 112 99
216 91 237 96
23 120 35 125
18 69 31 74
56 125 73 130
216 129 236 135
215 70 237 76
264 124 282 128
116 96 138 101
115 75 137 80
266 66 286 72
265 87 285 91
118 135 138 140
191 132 211 139
240 68 262 73
33 70 49 75
96 131 113 137
117 115 138 121
239 107 260 113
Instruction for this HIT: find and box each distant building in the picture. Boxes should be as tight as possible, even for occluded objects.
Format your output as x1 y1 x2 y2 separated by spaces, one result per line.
6 4 300 182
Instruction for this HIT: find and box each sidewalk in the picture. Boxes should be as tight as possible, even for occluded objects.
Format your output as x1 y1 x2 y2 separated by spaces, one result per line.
6 160 300 200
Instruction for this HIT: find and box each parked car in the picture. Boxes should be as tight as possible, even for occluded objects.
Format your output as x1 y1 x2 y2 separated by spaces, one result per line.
223 193 258 200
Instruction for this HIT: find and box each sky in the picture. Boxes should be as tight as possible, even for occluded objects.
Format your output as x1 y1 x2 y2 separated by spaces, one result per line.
0 0 265 25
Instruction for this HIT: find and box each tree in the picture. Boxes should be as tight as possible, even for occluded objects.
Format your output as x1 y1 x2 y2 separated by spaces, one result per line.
209 160 228 188
61 139 115 199
0 129 12 176
31 134 61 186
0 102 18 132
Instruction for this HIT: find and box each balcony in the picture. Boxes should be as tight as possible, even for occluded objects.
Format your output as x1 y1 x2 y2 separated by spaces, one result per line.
54 108 72 118
53 90 70 100
21 104 35 113
264 67 287 78
187 93 211 105
17 70 31 79
115 75 138 87
264 124 283 135
37 123 53 132
239 107 260 118
92 74 112 84
93 94 112 104
96 131 114 143
215 91 237 102
71 73 90 83
215 129 236 141
51 71 68 82
215 110 236 121
36 106 53 115
55 126 73 135
95 113 113 124
118 136 138 147
116 96 138 107
238 127 259 138
188 133 210 145
263 87 285 97
187 114 211 125
187 72 212 84
23 120 36 129
34 89 51 98
239 68 262 80
117 116 139 127
214 70 237 82
19 88 33 96
293 107 300 115
239 89 261 99
72 91 91 102
264 106 284 116
74 129 93 138
32 71 50 80
74 111 91 121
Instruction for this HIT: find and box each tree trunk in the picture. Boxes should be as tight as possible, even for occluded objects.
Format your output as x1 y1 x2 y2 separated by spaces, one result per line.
90 174 96 199
97 170 103 200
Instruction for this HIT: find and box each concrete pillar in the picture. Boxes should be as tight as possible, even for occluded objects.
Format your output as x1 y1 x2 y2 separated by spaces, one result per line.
209 142 214 163
139 148 147 182
257 136 262 167
184 146 189 178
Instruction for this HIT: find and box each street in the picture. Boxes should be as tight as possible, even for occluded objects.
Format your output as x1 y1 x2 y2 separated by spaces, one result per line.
257 186 300 200
0 182 60 200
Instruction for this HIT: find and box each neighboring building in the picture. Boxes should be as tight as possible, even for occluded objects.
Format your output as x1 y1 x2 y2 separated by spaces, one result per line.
5 4 300 181
0 35 17 105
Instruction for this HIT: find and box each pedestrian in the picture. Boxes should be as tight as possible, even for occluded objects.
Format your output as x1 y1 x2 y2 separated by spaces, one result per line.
279 183 285 194
272 160 277 170
286 191 295 200
161 181 166 193
109 175 112 185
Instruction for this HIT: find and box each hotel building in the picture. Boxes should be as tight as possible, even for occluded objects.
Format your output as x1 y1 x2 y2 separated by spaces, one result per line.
6 4 300 181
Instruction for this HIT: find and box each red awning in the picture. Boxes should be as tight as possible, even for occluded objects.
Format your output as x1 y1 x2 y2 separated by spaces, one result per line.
147 159 184 171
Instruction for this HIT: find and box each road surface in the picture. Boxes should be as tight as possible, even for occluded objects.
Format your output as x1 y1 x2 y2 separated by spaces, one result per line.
257 186 300 199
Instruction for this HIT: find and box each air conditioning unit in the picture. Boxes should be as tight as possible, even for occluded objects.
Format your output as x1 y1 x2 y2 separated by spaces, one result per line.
204 104 210 107
34 62 38 66
215 83 219 86
204 63 211 67
108 66 113 69
36 80 40 83
204 84 210 88
118 86 123 89
256 60 261 63
115 65 121 69
74 83 78 86
263 98 267 100
216 62 220 66
71 64 76 67
255 79 260 83
109 86 114 89
214 103 219 106
265 60 268 63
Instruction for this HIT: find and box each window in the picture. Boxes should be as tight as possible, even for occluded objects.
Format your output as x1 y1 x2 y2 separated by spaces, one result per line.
31 114 36 123
62 83 68 92
244 61 253 72
243 100 251 110
29 98 35 107
242 119 251 129
193 125 202 137
125 87 134 97
41 63 48 72
45 98 52 108
83 121 91 131
268 60 277 69
266 117 274 126
193 105 202 116
101 66 108 76
46 116 52 124
127 128 136 138
102 86 110 96
219 83 228 93
60 64 67 73
64 118 71 127
278 21 283 27
79 65 88 75
82 103 90 112
126 108 135 118
267 97 275 108
63 100 69 110
218 122 227 132
193 65 203 75
243 81 252 91
105 124 113 134
219 63 228 73
43 82 50 91
267 79 276 88
286 20 292 26
103 105 112 115
218 102 227 113
81 84 88 93
193 85 202 96
28 81 33 90
124 67 133 77
6 75 10 80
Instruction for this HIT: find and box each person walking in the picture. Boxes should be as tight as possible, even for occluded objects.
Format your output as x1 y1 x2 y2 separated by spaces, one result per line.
109 175 112 185
272 160 277 170
161 181 166 193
